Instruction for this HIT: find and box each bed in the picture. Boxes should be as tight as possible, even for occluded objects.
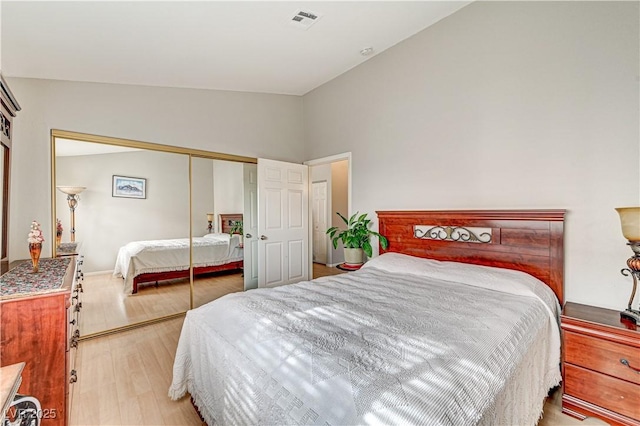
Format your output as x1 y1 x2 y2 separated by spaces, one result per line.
114 213 244 294
169 209 565 425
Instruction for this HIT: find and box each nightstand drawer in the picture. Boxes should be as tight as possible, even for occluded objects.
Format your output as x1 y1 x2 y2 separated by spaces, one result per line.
564 330 640 385
564 363 640 420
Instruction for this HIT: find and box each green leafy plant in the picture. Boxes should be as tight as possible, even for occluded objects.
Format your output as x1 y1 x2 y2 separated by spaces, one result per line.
326 212 389 257
228 220 243 236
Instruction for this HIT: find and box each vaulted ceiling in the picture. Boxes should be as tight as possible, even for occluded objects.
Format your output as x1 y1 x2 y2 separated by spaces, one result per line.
1 1 470 95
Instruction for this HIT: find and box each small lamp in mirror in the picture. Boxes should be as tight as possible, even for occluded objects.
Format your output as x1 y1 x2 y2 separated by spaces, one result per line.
57 186 86 243
206 213 214 233
615 207 640 324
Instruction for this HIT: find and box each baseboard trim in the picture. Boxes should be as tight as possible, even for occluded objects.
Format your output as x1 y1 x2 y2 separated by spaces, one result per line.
84 270 114 277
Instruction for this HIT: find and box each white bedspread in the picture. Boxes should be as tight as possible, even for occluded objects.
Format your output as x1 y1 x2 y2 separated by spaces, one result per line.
170 253 561 425
113 233 242 294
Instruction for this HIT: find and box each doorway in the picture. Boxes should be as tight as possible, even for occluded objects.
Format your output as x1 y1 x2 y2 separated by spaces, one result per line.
312 181 328 264
305 153 351 274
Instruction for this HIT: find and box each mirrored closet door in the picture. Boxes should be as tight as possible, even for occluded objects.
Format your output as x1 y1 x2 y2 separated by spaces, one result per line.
52 130 258 337
51 130 257 338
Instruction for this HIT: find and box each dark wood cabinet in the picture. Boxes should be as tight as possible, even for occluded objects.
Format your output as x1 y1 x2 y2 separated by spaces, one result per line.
0 257 82 426
561 302 640 426
0 75 21 274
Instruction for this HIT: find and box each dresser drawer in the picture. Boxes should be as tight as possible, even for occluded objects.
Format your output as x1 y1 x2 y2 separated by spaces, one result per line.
564 330 640 385
564 363 640 420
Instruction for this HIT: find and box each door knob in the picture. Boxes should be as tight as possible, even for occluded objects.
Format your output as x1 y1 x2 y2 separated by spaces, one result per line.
245 233 253 239
260 235 267 240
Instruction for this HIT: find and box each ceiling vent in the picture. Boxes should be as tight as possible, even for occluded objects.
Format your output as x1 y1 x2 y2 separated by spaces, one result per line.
290 9 323 30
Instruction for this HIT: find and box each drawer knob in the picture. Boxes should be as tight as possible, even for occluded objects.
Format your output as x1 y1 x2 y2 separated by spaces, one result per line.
620 358 640 373
70 370 77 383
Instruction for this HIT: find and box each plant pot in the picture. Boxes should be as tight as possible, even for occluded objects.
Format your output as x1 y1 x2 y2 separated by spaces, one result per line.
344 247 364 266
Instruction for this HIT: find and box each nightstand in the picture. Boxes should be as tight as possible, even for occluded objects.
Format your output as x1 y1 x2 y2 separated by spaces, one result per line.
561 302 640 425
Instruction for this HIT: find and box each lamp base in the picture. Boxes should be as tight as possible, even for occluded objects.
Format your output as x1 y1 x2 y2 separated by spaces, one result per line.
620 308 640 324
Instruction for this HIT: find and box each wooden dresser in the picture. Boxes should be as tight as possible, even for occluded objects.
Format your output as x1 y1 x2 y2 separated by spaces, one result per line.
561 302 640 426
0 257 83 426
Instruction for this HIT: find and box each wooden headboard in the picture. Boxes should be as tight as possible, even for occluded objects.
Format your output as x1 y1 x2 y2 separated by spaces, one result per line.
377 210 566 304
219 214 243 234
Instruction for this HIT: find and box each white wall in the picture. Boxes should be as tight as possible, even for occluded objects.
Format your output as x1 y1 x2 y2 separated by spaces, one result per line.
190 156 215 236
303 1 640 310
8 77 303 260
192 158 243 234
212 159 244 231
56 150 190 272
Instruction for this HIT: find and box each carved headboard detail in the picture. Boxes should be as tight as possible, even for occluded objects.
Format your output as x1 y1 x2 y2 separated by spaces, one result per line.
377 210 566 304
219 214 243 234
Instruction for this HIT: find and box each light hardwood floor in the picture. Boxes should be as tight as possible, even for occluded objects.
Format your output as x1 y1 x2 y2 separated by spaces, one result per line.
81 271 244 336
71 264 607 426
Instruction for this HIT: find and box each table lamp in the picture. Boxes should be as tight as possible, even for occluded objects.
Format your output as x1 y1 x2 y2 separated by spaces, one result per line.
207 213 214 233
615 207 640 324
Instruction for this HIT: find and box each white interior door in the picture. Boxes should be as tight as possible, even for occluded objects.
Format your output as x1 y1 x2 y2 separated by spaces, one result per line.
243 163 258 290
258 158 309 288
312 181 328 264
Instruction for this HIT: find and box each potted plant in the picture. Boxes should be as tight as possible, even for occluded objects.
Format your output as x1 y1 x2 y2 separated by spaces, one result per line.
326 212 389 266
228 220 244 247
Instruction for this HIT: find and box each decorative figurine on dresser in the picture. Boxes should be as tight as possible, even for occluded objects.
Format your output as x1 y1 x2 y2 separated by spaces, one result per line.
0 254 83 426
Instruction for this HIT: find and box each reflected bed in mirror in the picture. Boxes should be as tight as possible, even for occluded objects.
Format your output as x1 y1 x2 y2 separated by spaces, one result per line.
114 221 243 294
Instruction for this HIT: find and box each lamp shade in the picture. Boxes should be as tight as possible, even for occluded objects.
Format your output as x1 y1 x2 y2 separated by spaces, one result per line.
57 186 86 195
616 207 640 241
206 213 214 222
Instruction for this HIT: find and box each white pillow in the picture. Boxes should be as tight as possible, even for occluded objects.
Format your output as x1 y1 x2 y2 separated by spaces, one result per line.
363 252 559 311
202 233 229 240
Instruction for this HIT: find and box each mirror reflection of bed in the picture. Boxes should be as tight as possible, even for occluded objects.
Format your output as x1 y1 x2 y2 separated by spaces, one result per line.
54 137 249 336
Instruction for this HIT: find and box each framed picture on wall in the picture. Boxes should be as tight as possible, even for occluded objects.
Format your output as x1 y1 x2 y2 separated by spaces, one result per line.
112 175 146 199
